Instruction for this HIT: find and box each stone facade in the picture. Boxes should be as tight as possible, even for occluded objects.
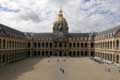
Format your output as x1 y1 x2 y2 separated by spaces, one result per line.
0 9 120 66
95 26 120 64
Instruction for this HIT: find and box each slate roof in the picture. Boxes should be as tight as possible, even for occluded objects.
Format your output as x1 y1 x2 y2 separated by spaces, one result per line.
96 25 120 36
25 33 54 38
26 32 94 38
0 24 25 37
0 23 97 40
68 33 91 37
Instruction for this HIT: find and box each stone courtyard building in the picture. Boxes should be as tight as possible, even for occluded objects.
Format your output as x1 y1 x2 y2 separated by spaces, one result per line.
0 9 120 66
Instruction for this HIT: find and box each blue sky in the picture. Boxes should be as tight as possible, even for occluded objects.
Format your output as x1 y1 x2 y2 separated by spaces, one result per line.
0 0 120 32
0 5 17 12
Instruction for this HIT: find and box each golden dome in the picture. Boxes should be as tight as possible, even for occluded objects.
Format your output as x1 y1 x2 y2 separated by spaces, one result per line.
53 8 69 33
55 8 65 23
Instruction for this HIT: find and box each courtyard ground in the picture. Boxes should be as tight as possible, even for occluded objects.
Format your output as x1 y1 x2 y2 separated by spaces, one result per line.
0 57 120 80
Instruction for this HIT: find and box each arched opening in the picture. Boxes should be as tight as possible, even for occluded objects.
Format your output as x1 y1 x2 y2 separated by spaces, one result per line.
77 51 79 57
54 53 57 56
50 43 52 48
91 51 95 57
38 51 40 56
3 39 5 48
69 43 72 48
116 40 119 49
2 54 6 63
69 51 72 57
91 43 94 48
46 43 48 48
73 51 75 57
85 51 88 56
42 42 44 48
34 51 37 56
77 43 79 47
38 43 40 48
110 54 112 61
116 55 119 63
110 41 112 49
28 51 31 56
85 43 87 48
50 51 52 56
64 52 67 56
0 39 1 49
73 43 75 48
81 51 83 56
28 42 31 48
34 42 37 48
46 51 48 57
0 55 1 63
42 51 44 56
81 43 83 48
59 42 62 48
59 51 62 56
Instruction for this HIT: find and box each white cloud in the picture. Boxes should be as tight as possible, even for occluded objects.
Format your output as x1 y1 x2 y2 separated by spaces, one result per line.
0 0 120 33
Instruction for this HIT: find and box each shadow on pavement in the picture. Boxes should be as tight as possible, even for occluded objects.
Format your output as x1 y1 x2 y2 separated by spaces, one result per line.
0 57 44 80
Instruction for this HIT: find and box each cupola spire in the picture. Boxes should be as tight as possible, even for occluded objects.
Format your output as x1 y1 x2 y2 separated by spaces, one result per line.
59 8 63 17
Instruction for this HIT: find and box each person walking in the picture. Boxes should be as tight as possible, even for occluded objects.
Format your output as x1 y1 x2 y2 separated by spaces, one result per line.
62 68 64 74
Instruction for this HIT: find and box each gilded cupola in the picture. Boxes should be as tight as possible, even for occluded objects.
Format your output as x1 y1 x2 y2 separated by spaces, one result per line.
53 8 69 33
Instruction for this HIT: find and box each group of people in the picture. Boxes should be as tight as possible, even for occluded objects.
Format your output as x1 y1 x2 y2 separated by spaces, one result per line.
47 58 66 74
60 67 64 74
105 67 111 72
47 59 66 63
104 65 120 73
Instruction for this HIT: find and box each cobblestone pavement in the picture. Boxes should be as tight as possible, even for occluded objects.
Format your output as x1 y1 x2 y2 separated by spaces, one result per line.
0 57 120 80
